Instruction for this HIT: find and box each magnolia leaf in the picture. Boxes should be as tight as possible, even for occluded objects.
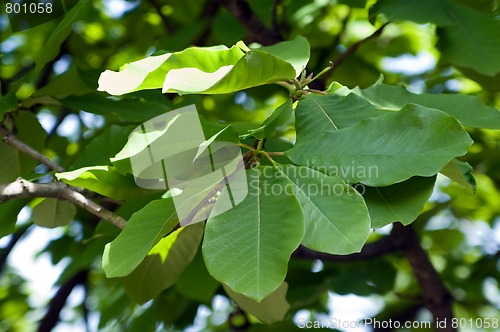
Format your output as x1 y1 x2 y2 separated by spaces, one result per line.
252 36 310 77
102 199 179 278
440 159 476 191
35 1 88 74
164 50 295 95
122 223 204 303
362 176 436 228
175 249 219 304
356 82 500 129
203 167 304 302
0 199 30 237
0 92 18 121
276 165 370 254
71 125 135 169
295 92 388 143
287 105 473 186
251 99 294 139
98 37 309 96
223 282 290 324
31 198 76 228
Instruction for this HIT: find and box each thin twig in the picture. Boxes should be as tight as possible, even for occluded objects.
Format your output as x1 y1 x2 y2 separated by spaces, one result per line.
0 178 126 229
147 0 175 34
271 0 282 39
1 125 64 172
321 22 390 82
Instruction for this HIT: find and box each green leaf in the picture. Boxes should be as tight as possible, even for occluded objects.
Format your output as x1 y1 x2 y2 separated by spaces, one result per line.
251 36 310 77
99 45 243 95
250 99 294 139
162 51 296 95
34 1 88 75
438 12 500 76
0 112 47 183
102 199 178 278
203 167 304 302
71 125 135 169
295 92 388 143
0 92 18 121
355 82 500 129
223 282 290 324
440 159 476 191
175 249 220 304
56 166 154 201
458 67 500 92
34 66 95 98
362 176 436 228
370 0 455 26
97 38 306 95
371 0 500 75
286 105 473 186
0 199 30 238
60 92 172 123
121 223 204 303
31 199 76 228
276 165 371 254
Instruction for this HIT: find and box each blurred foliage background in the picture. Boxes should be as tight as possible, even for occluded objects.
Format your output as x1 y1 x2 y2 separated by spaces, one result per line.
0 0 499 331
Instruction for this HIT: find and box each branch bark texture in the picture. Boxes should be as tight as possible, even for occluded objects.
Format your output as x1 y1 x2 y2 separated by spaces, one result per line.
0 178 126 229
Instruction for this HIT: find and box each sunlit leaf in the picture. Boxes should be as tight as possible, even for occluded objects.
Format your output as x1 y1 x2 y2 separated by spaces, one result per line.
121 223 204 303
98 37 310 96
102 199 178 278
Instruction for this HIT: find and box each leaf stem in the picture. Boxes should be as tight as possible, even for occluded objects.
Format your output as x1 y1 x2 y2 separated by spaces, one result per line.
238 143 256 151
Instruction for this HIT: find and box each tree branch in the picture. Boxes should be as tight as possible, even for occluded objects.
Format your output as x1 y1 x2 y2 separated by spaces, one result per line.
1 124 126 228
218 0 281 45
0 178 126 229
193 0 221 46
317 22 389 85
1 125 64 172
0 223 32 274
392 223 456 331
37 270 88 332
293 234 404 262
